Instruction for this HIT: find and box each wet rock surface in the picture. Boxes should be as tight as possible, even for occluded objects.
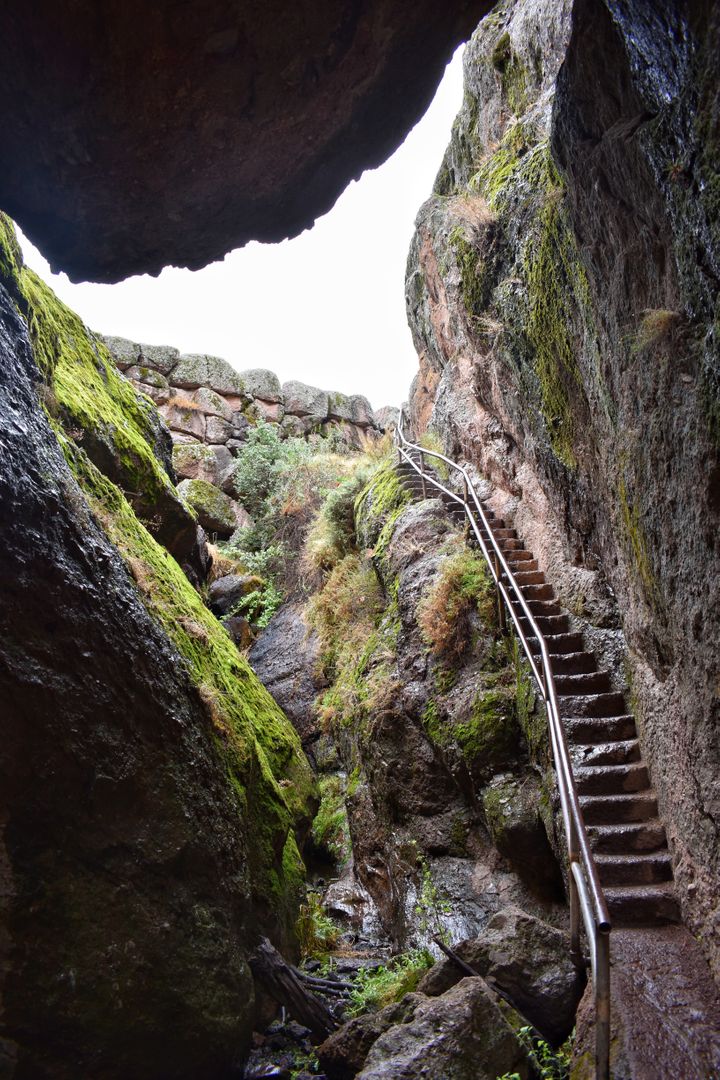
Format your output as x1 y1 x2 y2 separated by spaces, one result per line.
405 0 720 980
417 905 584 1044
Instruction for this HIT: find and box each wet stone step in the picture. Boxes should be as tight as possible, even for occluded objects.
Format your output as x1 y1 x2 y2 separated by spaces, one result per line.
575 762 649 795
571 739 641 767
557 691 626 718
553 671 611 695
564 714 637 743
514 569 546 586
550 651 597 674
602 883 680 925
596 851 673 886
587 819 668 854
580 791 658 825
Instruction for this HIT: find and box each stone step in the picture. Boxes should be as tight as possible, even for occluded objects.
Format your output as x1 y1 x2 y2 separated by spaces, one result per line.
519 582 554 601
603 883 680 925
491 526 516 540
554 670 611 695
575 762 649 796
519 599 563 617
514 569 546 586
564 714 637 743
530 632 586 655
596 851 673 886
557 691 626 718
587 819 668 854
580 791 658 825
520 613 571 636
507 557 539 572
504 550 536 565
498 537 526 552
571 739 641 767
551 651 597 675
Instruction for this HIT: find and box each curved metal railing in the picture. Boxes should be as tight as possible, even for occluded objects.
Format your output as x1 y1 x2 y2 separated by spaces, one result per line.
394 411 610 1080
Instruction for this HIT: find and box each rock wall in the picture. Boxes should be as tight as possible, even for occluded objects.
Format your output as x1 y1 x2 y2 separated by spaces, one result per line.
103 334 396 540
0 216 316 1077
405 0 720 977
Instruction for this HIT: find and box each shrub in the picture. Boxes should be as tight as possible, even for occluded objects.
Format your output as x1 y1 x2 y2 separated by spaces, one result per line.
295 893 341 959
348 950 434 1015
311 774 351 866
416 542 495 657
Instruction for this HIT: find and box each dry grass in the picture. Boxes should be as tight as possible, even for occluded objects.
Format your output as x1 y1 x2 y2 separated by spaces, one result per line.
630 309 682 354
450 192 496 231
206 542 245 582
178 616 211 644
197 681 229 734
416 542 494 658
167 393 202 411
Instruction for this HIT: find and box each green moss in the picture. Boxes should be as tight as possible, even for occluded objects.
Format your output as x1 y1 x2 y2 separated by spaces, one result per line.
0 212 23 284
311 775 351 866
449 225 495 320
355 462 411 559
57 435 316 913
453 687 520 767
508 635 547 765
618 475 657 600
491 32 528 116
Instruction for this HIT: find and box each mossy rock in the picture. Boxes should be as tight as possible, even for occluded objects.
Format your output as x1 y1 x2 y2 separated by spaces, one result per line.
482 774 563 900
177 478 239 538
173 353 247 395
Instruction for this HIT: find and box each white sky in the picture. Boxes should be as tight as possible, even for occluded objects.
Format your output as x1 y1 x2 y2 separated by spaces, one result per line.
18 49 464 412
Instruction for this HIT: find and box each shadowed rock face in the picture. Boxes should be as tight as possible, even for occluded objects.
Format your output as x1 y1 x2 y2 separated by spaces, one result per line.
0 0 486 282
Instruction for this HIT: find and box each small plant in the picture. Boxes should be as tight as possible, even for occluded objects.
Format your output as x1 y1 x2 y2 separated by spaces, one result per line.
414 854 452 944
348 950 434 1015
295 893 341 960
167 393 202 411
311 774 351 866
416 541 495 658
418 430 450 482
496 1026 573 1080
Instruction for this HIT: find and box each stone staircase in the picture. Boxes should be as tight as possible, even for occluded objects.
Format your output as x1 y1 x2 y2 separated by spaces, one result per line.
396 455 679 927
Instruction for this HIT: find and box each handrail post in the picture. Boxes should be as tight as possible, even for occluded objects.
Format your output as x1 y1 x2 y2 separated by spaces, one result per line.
493 551 506 632
419 450 427 499
568 819 582 965
595 929 611 1080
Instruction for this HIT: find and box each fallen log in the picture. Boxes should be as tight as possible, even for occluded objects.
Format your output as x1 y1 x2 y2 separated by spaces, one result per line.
250 937 340 1040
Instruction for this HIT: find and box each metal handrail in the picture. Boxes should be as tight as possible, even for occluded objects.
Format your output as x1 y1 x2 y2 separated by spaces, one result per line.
394 412 611 1080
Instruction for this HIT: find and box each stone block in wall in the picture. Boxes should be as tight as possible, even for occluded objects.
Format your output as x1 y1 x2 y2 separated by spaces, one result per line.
137 383 171 406
349 394 375 427
172 442 217 483
160 398 206 439
205 414 234 443
101 334 141 370
280 413 315 438
209 444 234 476
250 399 284 423
239 368 283 403
327 391 354 422
172 353 246 395
138 343 179 376
171 432 202 445
190 386 233 421
375 406 400 431
125 365 170 390
281 379 329 420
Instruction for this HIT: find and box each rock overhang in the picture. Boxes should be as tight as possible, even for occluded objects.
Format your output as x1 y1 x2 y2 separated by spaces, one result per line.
0 0 487 283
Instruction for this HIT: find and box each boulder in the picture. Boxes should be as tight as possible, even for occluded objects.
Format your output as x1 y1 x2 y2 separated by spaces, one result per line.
205 414 234 444
222 615 255 650
101 334 140 370
172 443 217 483
327 391 354 422
239 368 283 403
280 414 313 439
160 398 206 440
282 380 329 421
417 906 584 1045
138 342 180 376
375 406 400 431
248 603 324 743
177 478 242 538
125 365 170 390
172 353 246 395
357 978 530 1079
318 996 420 1080
208 574 264 617
190 387 233 421
249 399 284 423
349 394 375 427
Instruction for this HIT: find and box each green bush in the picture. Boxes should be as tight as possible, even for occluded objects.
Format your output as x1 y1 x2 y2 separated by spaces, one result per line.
348 950 434 1015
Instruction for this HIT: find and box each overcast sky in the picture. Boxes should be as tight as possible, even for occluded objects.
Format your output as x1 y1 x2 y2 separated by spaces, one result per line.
18 49 464 412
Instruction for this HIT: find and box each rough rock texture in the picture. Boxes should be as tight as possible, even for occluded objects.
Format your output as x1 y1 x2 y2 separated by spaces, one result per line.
208 573 263 617
0 219 316 1076
249 604 326 745
318 996 419 1080
305 467 567 953
417 905 583 1044
404 0 720 978
0 0 488 281
356 979 531 1079
177 478 248 538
